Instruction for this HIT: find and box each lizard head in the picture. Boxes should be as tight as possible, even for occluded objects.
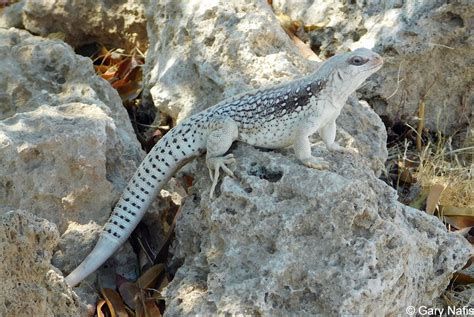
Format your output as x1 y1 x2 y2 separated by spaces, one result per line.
322 48 383 95
343 47 384 76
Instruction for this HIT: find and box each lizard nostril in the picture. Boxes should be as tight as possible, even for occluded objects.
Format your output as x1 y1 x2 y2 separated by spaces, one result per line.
372 55 383 65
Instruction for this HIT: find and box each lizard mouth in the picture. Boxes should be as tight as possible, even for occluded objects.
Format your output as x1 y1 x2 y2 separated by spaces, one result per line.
364 60 384 72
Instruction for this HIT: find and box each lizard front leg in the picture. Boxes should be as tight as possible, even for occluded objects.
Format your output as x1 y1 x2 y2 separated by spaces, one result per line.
320 120 357 153
206 117 239 198
293 124 330 170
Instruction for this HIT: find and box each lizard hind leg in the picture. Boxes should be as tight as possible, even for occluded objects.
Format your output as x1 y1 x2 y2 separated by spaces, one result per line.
205 117 239 198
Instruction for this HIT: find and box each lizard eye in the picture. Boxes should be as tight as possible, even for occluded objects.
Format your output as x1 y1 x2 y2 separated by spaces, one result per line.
348 56 367 66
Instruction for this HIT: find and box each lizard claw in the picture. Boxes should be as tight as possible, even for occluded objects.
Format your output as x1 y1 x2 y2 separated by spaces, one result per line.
301 156 330 170
327 142 359 154
207 153 236 198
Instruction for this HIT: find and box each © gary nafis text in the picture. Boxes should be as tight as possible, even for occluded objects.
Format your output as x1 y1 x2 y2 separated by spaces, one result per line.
419 306 474 315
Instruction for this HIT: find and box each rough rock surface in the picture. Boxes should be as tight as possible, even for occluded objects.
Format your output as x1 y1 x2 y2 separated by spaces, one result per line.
0 28 144 292
1 103 127 232
273 0 473 133
0 28 143 227
165 144 472 316
0 210 85 316
144 0 312 121
144 0 387 174
20 0 147 51
0 28 141 153
0 2 24 29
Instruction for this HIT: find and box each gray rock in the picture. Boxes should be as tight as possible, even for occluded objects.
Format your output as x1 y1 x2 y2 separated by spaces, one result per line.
335 98 388 174
144 0 312 121
21 0 147 51
0 28 142 162
0 210 86 316
1 103 127 231
165 144 472 316
144 0 387 174
0 29 144 294
273 0 474 133
0 1 24 29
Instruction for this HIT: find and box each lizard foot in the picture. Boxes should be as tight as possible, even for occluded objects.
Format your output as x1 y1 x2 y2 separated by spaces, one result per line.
206 153 236 198
300 156 330 170
327 142 359 154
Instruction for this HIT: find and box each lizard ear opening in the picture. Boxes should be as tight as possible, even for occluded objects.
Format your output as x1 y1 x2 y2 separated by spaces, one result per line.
348 56 368 66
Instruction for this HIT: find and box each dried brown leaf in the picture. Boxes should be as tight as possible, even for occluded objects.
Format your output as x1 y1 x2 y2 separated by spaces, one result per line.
303 18 330 32
137 264 165 290
118 281 141 310
182 174 194 189
102 288 129 317
442 206 474 217
144 298 162 317
443 215 474 230
97 299 107 317
276 13 299 35
452 272 474 285
426 183 446 214
289 34 319 61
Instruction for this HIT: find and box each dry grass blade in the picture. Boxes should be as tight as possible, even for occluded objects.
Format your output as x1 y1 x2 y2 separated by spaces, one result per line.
416 141 473 211
416 99 425 152
416 79 437 152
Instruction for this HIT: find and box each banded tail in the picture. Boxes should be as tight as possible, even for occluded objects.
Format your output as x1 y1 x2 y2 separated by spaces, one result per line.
65 123 205 286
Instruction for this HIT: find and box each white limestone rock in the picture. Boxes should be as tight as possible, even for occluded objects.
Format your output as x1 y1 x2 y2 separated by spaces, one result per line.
0 1 24 29
144 0 312 121
1 103 125 231
0 210 86 316
273 0 473 133
165 144 472 316
0 28 144 290
144 0 387 174
0 28 142 161
20 0 147 51
0 28 143 225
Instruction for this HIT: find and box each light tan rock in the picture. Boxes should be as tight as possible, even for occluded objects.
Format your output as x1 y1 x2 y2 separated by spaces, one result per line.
1 103 124 232
166 144 472 316
273 0 474 133
0 28 143 217
0 210 85 316
0 28 145 294
21 0 147 51
144 0 312 122
144 0 387 175
0 1 24 29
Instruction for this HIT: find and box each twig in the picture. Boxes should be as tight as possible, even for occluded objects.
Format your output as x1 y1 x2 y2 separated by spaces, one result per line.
416 78 437 152
386 60 404 100
428 43 455 50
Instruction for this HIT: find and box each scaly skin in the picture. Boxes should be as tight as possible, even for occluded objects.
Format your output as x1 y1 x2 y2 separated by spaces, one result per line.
65 48 383 286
